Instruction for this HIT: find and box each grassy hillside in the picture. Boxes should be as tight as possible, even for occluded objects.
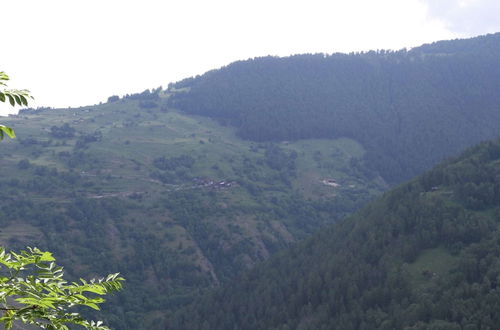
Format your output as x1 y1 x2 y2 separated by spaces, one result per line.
167 138 500 329
0 92 384 328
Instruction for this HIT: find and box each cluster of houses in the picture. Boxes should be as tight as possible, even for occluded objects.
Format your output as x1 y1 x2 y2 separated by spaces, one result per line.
321 178 340 187
192 177 235 189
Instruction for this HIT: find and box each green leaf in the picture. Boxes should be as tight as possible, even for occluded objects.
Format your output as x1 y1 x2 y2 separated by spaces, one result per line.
7 94 15 106
77 285 106 295
4 317 13 330
15 297 43 306
20 94 28 106
39 251 55 262
0 125 16 139
13 94 21 106
83 302 100 310
0 72 10 81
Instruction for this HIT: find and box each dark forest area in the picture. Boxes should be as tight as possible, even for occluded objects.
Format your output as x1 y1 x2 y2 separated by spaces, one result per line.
170 33 500 184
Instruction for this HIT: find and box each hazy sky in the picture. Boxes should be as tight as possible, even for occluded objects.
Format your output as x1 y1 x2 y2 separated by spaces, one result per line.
1 0 499 115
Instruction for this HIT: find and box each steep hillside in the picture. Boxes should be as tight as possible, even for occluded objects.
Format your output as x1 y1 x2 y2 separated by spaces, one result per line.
0 91 383 329
167 139 500 329
169 33 500 183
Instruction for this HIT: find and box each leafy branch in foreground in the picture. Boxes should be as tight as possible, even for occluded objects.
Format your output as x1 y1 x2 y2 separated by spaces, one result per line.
0 247 124 330
0 71 33 141
0 71 31 107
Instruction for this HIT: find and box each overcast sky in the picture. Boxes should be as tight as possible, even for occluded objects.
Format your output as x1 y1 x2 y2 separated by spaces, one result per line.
1 0 499 115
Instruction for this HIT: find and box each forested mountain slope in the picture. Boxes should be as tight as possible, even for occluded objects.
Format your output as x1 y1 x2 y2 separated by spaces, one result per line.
167 138 500 330
0 91 383 329
3 33 500 329
169 33 500 183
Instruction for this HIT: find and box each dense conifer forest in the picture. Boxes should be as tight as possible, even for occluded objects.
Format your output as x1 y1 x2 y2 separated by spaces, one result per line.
167 139 500 330
169 33 500 183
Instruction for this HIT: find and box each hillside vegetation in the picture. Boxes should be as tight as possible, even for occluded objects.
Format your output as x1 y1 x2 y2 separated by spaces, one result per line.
0 91 383 328
169 33 500 183
2 33 500 329
167 138 500 330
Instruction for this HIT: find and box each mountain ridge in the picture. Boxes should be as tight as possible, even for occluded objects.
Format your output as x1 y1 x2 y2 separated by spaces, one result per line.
169 32 500 184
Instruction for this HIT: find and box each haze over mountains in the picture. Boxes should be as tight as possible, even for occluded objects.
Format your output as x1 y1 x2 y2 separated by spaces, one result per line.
1 33 500 329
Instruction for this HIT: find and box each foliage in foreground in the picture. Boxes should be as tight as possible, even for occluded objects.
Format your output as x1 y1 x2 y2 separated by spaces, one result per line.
0 71 28 140
0 247 124 329
1 73 123 328
0 72 31 108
